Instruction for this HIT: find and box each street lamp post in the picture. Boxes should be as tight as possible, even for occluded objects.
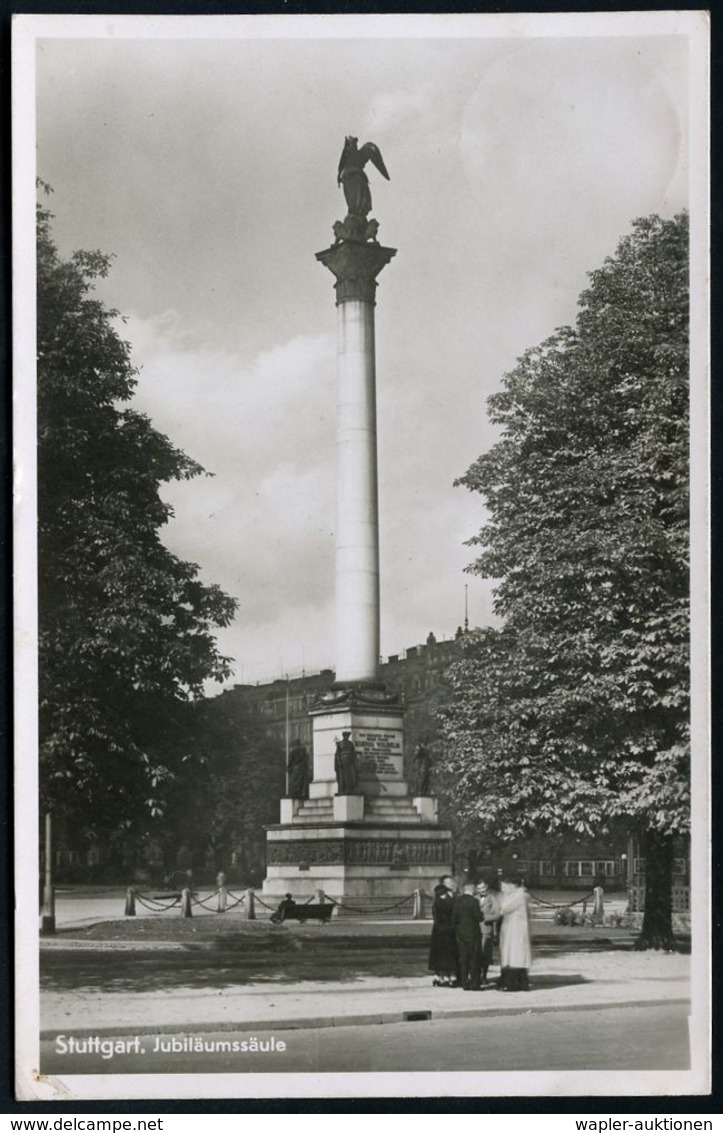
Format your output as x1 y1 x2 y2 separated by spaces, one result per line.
40 812 56 935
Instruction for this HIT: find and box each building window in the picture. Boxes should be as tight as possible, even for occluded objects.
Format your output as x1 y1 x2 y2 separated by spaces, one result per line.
539 860 556 877
562 860 598 877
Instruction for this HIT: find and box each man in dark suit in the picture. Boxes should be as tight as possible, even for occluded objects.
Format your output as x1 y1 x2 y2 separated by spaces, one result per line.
453 882 483 990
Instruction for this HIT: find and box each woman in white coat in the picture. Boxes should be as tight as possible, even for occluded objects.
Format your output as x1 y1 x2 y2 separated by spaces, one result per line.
498 875 532 991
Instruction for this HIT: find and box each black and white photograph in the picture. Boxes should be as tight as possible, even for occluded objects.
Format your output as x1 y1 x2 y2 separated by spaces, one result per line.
13 10 709 1102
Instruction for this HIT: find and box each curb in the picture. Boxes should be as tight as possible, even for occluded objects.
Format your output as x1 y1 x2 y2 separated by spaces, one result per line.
40 995 689 1041
39 930 642 952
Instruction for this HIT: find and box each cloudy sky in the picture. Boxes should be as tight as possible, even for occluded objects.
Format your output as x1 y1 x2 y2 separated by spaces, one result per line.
29 14 694 688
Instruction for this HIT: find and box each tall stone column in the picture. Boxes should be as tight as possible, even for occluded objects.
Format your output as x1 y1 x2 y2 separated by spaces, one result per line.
262 153 451 904
316 241 396 686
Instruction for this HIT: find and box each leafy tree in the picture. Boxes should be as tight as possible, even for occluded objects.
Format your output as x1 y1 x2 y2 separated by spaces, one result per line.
37 193 238 851
157 695 286 886
440 215 689 949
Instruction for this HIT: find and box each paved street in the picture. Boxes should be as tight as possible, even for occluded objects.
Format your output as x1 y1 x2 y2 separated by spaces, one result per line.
41 1002 689 1074
38 897 694 1084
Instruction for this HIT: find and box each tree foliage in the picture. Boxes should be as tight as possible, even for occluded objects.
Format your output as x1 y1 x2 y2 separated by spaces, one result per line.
440 215 689 944
37 196 238 842
157 696 285 885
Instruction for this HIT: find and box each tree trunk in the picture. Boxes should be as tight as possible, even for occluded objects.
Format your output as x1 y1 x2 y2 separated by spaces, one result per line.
635 828 678 950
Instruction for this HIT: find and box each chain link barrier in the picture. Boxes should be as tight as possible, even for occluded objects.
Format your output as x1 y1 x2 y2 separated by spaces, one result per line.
252 893 319 912
224 890 247 911
129 887 246 915
252 893 280 913
249 891 416 916
324 892 416 915
134 892 181 912
421 888 596 911
130 885 592 919
527 888 595 909
188 891 221 910
254 893 326 912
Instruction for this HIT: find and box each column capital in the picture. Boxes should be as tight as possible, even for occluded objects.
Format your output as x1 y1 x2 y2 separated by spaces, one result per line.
316 241 397 305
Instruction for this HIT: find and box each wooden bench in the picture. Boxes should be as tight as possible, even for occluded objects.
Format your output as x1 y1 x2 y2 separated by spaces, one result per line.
271 902 334 925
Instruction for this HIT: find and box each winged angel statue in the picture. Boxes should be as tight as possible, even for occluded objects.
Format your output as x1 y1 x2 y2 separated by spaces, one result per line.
337 136 390 218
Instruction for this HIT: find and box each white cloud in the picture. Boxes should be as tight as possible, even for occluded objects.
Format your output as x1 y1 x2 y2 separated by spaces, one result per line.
365 85 433 134
122 316 338 679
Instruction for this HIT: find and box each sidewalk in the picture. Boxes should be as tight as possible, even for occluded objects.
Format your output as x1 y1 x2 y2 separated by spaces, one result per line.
41 948 689 1039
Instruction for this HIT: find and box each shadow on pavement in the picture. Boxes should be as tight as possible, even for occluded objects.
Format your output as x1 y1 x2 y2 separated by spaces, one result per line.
528 973 590 990
40 946 434 993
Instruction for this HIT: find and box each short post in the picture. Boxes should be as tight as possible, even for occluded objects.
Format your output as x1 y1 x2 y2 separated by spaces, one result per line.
582 899 587 920
246 887 256 920
181 887 193 917
124 886 137 916
40 813 55 936
216 872 228 913
593 884 604 924
412 888 425 920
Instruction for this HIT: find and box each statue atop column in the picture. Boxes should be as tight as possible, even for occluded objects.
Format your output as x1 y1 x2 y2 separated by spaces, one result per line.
334 730 360 795
333 136 390 245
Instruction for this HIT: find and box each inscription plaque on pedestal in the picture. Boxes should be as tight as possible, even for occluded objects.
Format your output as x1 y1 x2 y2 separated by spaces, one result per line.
356 727 403 779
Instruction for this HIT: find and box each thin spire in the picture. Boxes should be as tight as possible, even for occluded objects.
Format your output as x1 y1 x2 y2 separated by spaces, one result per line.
464 584 469 633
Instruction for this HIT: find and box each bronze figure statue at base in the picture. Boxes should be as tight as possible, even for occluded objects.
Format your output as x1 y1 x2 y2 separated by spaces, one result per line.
287 738 310 800
334 730 360 795
414 740 433 796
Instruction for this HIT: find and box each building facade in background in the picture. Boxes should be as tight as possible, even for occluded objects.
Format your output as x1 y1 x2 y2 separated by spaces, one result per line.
48 625 689 902
222 629 461 783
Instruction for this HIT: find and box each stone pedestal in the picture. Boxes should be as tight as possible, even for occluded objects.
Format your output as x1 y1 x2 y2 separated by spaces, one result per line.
263 688 452 906
279 798 301 824
333 795 364 822
263 823 452 904
413 796 439 823
309 693 405 798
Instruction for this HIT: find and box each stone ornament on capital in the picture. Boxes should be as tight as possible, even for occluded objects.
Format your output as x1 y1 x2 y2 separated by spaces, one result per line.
316 241 397 306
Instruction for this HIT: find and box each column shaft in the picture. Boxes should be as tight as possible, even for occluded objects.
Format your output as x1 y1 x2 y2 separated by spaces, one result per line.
335 298 379 684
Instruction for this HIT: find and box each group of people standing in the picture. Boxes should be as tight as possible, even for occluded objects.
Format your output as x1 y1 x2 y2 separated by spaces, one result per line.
428 873 532 992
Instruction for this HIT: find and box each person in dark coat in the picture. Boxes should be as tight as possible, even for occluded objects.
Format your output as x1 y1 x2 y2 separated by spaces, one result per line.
428 875 458 986
453 882 483 990
270 893 297 924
